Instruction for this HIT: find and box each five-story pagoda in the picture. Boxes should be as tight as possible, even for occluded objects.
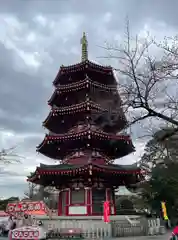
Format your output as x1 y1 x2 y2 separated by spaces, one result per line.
28 33 143 216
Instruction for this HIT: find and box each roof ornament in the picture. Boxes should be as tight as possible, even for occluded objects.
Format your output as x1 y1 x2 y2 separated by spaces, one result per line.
80 32 88 62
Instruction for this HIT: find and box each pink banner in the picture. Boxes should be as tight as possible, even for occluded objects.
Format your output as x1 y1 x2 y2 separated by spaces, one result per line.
103 201 110 223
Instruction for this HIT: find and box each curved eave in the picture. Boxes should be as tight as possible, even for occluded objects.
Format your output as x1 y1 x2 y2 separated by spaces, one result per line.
36 131 134 158
37 164 87 175
27 173 39 183
27 176 37 183
39 130 132 143
48 82 117 106
43 101 107 127
37 134 48 150
28 166 144 187
43 111 53 126
43 114 128 135
32 163 142 176
51 78 117 101
37 147 134 161
48 89 58 106
53 60 113 85
60 60 112 71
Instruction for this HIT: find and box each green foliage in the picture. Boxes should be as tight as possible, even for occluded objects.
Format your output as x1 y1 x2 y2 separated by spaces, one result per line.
0 197 19 211
116 197 136 215
140 128 178 218
141 128 178 170
150 162 178 216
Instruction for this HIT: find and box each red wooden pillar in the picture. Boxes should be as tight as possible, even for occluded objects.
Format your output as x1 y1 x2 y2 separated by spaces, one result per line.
65 189 70 216
109 188 116 215
58 191 62 216
113 190 116 215
90 188 92 215
106 188 110 201
86 187 91 215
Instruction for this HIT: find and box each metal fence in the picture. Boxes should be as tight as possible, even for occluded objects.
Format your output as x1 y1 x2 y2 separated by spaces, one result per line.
111 221 148 237
45 223 147 238
34 216 163 238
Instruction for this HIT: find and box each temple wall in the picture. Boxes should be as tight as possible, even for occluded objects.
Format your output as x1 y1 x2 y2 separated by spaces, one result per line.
57 187 116 216
67 157 105 165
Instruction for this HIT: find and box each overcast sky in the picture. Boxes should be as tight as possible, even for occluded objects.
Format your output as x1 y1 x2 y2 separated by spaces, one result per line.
0 0 177 198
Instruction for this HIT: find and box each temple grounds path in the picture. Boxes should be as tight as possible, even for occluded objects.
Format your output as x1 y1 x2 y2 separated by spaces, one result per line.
114 231 171 240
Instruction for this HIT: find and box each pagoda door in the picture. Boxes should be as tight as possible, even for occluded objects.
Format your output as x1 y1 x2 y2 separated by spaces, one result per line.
92 189 106 215
58 191 67 216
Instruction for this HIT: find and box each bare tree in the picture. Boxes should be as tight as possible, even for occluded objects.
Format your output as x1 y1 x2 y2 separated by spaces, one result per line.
24 173 50 201
140 127 178 173
24 172 38 200
0 146 23 164
103 21 178 141
24 182 37 200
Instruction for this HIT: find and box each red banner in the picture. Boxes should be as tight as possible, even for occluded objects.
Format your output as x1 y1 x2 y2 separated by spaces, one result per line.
6 201 46 214
103 201 110 223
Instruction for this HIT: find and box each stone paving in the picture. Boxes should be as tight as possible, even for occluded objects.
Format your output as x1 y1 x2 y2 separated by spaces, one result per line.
0 232 171 240
117 231 171 240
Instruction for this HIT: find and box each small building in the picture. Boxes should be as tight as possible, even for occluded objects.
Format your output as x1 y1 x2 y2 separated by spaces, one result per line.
27 33 144 216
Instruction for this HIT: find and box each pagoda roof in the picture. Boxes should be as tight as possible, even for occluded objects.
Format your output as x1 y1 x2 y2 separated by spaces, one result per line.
43 112 127 136
36 129 134 160
43 101 106 124
43 101 124 128
56 77 117 91
28 162 143 184
60 60 112 71
53 60 113 85
53 61 114 86
37 162 139 172
48 77 117 106
39 128 131 144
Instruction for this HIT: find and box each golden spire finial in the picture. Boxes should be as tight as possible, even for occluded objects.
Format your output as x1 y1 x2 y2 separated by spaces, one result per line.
80 32 88 62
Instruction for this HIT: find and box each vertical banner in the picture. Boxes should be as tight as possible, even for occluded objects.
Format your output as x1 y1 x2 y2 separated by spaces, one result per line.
103 201 110 223
161 201 168 220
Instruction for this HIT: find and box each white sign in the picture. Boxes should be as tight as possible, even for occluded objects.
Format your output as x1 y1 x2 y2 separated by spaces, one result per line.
68 206 87 215
12 230 39 239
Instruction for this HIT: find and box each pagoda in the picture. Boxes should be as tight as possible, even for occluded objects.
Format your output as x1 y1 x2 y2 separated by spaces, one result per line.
28 33 144 216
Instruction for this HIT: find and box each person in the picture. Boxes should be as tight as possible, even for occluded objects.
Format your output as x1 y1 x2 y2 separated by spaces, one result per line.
3 216 13 236
38 220 43 226
170 222 178 240
22 214 32 226
11 217 17 230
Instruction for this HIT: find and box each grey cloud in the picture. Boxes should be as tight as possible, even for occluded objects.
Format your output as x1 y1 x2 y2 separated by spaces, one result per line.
0 169 25 177
1 0 178 29
0 184 26 198
19 135 44 152
0 0 177 197
0 44 53 133
0 45 45 127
